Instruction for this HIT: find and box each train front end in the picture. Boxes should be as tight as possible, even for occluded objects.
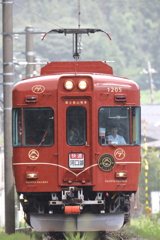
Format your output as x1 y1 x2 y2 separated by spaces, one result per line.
12 61 141 232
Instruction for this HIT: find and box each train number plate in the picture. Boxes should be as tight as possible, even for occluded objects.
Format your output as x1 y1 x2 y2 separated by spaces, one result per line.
69 153 84 169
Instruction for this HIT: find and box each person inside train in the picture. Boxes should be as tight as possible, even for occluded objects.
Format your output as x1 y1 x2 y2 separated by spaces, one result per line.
68 119 83 145
105 123 126 145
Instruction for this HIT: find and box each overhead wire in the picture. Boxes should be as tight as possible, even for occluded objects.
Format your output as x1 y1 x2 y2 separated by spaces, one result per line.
14 1 64 29
78 0 81 29
26 0 33 26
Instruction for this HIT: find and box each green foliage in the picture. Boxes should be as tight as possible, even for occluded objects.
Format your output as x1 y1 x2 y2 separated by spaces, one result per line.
8 0 159 94
63 232 98 240
126 215 160 240
0 231 45 240
0 232 34 240
64 232 87 240
141 90 160 104
30 231 45 240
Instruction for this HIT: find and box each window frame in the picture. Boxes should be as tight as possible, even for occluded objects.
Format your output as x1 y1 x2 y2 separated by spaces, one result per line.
12 107 54 147
98 106 141 146
66 106 87 146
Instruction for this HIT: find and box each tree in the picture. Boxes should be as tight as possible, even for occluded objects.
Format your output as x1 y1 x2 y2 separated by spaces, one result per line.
1 0 158 92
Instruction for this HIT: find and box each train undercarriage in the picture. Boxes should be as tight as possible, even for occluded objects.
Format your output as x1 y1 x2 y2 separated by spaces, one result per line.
20 187 132 232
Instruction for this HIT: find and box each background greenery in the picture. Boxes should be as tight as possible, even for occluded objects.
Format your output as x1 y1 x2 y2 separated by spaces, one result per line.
0 0 159 102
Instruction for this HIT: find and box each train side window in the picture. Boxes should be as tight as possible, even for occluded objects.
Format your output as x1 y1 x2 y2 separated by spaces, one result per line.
12 108 23 146
12 107 54 147
132 107 141 145
99 107 130 145
66 106 86 146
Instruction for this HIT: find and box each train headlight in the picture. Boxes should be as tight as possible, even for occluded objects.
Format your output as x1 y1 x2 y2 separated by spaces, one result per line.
115 172 127 178
78 79 88 90
26 172 38 180
64 80 74 90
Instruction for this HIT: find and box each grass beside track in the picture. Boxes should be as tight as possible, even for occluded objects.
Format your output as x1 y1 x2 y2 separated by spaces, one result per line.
120 215 160 240
0 232 34 240
0 231 99 240
0 231 44 240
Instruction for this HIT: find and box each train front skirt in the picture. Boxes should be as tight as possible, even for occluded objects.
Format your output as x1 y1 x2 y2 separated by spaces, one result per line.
30 212 124 232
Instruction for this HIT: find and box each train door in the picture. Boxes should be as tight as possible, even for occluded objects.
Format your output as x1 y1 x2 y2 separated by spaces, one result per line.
58 98 92 185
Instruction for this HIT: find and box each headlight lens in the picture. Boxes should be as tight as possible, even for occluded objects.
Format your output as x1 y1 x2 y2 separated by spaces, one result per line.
64 80 74 90
78 80 88 90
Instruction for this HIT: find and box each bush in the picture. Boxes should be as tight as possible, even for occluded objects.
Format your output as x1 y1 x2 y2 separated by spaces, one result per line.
63 232 99 240
126 215 160 240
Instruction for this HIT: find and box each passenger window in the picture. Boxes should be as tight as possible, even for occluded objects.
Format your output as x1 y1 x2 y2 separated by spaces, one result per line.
12 108 54 147
132 107 141 145
99 107 130 145
67 106 86 146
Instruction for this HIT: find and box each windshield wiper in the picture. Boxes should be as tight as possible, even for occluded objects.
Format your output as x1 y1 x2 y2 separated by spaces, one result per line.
106 139 116 148
101 137 116 148
38 130 48 147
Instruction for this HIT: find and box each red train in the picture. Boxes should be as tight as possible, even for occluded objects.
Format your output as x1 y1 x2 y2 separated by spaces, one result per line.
12 29 141 232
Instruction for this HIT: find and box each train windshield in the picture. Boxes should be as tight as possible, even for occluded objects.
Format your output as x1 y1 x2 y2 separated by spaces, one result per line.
66 106 86 146
99 106 141 146
12 107 54 146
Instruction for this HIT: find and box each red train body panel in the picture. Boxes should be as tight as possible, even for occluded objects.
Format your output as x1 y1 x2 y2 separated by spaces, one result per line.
12 60 141 232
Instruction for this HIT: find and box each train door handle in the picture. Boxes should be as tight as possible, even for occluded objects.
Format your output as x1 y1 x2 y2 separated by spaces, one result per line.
85 141 89 147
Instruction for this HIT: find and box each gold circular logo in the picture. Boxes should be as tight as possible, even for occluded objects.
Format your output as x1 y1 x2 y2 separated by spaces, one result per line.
28 149 39 161
114 148 126 160
98 154 115 171
32 85 45 94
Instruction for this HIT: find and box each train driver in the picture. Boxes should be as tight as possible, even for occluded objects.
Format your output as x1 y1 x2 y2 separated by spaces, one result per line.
106 124 126 145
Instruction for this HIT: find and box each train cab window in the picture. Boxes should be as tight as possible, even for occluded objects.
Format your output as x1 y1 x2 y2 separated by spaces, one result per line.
66 106 86 146
99 107 130 145
12 107 54 147
99 106 141 146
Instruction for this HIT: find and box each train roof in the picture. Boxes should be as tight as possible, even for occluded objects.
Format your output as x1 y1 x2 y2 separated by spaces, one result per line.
13 61 140 94
40 61 113 75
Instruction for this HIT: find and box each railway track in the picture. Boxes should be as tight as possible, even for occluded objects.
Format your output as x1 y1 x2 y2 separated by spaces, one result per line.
42 231 123 240
43 232 110 240
42 231 155 240
16 227 154 240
